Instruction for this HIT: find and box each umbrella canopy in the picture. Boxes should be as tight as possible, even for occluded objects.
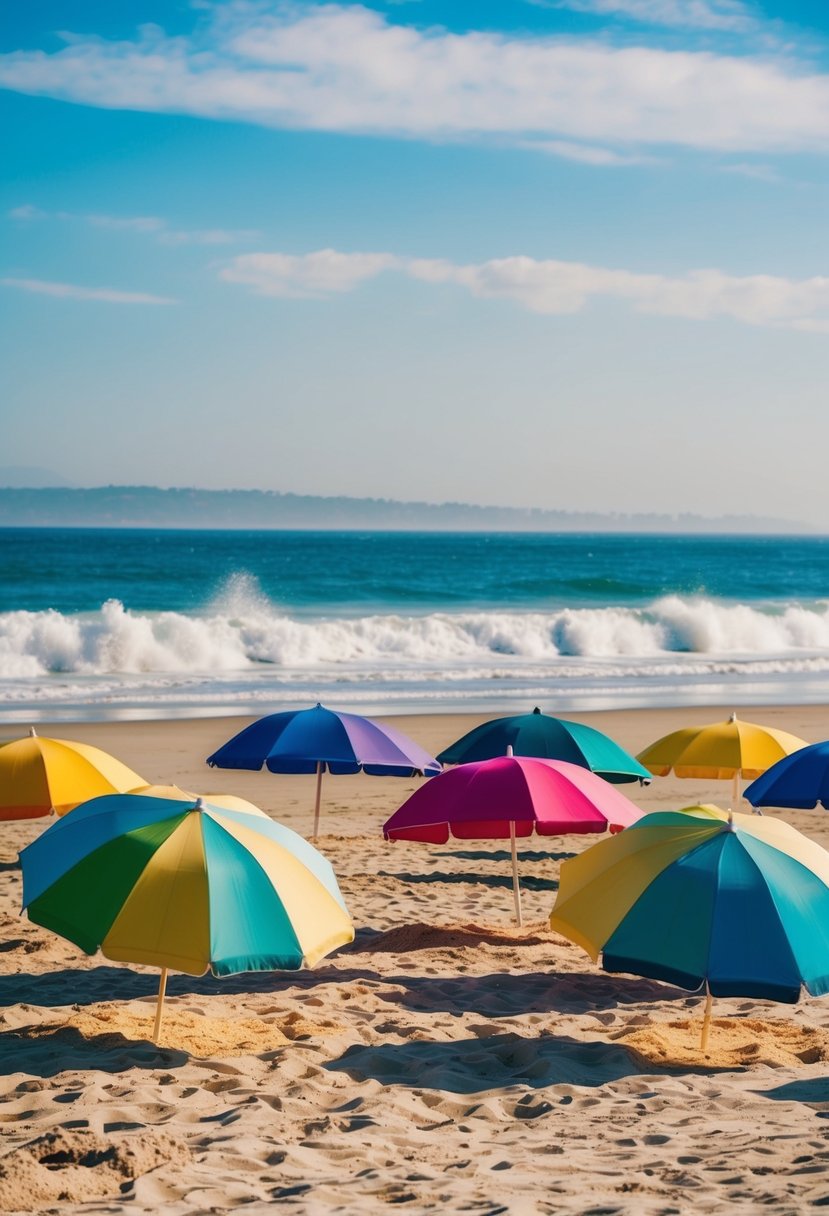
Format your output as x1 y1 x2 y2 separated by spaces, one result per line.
20 793 354 1042
207 704 441 839
383 755 642 924
744 742 829 810
436 707 651 784
207 704 440 777
0 730 145 821
669 804 730 820
129 784 269 818
637 713 806 781
384 755 643 843
550 809 829 1047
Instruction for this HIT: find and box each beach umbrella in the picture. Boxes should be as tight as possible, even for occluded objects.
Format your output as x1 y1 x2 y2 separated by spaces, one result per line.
383 755 642 925
19 793 354 1044
744 742 829 811
0 728 145 821
637 713 807 810
670 804 730 820
129 784 269 818
437 707 651 784
207 704 441 840
550 810 829 1049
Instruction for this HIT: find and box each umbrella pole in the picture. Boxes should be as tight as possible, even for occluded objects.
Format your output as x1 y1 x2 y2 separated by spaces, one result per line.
731 771 740 812
700 987 713 1052
153 967 168 1046
509 822 523 927
312 761 323 842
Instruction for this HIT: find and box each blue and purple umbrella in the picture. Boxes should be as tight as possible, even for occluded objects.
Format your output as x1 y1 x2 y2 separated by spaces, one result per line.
207 704 440 839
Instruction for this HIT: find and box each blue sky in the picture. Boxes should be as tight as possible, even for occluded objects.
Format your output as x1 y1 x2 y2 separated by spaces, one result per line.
2 0 829 524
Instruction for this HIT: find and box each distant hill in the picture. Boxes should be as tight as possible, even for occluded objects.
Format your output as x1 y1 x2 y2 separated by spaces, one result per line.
0 485 810 533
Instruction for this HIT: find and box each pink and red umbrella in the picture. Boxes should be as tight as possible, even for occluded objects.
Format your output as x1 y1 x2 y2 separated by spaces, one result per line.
383 755 642 924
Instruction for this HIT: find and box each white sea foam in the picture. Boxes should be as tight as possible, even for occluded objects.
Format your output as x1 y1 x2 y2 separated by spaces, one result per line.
2 594 829 688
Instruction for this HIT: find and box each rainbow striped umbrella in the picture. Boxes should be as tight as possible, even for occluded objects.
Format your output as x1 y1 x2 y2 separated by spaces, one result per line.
20 793 354 1043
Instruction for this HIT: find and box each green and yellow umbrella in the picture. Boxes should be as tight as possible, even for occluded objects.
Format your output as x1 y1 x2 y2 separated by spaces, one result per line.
0 729 145 820
20 793 354 1043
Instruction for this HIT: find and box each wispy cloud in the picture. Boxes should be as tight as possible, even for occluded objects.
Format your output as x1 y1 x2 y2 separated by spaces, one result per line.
221 246 829 333
532 0 757 33
220 250 400 297
1 277 177 304
8 204 49 221
84 213 166 234
0 5 827 155
8 205 258 245
524 139 659 165
158 226 260 247
720 161 782 182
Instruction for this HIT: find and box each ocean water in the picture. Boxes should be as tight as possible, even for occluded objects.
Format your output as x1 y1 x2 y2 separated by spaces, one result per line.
2 527 829 722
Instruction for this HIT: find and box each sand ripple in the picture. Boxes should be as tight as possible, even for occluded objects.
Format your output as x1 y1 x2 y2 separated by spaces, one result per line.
4 716 829 1213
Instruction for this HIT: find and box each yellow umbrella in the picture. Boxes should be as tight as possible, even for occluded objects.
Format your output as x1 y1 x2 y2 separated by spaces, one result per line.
637 713 807 809
0 729 145 821
129 784 269 818
672 804 729 820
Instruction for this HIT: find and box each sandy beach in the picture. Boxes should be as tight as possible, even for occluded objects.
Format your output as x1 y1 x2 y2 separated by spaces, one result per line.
4 703 829 1214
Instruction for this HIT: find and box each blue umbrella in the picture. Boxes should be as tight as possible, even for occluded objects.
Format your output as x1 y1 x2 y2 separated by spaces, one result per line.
744 741 829 810
207 704 440 839
437 707 650 784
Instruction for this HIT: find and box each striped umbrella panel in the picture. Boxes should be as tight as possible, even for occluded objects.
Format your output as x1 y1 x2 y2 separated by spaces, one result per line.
551 811 829 1003
22 796 353 976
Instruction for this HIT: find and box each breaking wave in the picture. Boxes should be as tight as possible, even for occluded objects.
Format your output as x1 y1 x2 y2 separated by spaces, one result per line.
3 590 829 683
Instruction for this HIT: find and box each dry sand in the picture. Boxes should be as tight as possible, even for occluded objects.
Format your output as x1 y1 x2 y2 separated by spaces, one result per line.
3 704 829 1213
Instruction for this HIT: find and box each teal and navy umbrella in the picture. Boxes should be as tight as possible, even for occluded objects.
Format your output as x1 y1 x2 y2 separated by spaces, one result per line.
437 708 650 784
551 808 829 1048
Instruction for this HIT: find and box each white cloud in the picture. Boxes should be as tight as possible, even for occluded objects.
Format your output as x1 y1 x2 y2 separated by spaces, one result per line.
222 246 829 332
790 318 829 334
1 277 177 304
0 5 828 155
220 249 400 297
537 0 756 33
